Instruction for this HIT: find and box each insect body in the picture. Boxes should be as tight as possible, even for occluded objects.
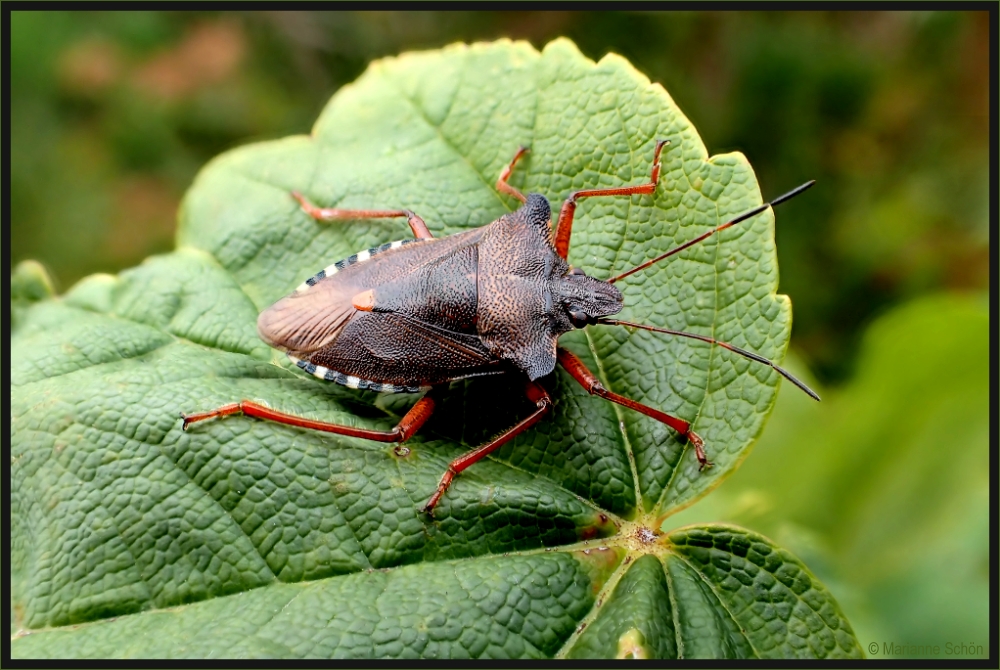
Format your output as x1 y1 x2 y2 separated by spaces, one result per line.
182 141 817 513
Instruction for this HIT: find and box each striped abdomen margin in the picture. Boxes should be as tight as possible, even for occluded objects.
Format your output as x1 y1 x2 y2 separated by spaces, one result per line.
294 238 426 294
286 355 428 394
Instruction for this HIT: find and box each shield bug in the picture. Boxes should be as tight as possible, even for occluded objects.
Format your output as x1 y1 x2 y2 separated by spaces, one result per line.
182 140 818 514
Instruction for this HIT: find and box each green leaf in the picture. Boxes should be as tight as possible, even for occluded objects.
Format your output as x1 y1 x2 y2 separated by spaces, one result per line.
11 550 621 659
564 527 861 659
11 260 56 332
11 38 858 658
663 527 860 658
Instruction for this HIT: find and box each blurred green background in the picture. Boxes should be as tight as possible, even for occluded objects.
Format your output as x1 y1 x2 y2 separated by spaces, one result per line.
10 10 990 659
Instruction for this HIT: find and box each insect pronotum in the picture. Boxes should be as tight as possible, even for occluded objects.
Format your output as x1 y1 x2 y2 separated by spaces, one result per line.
182 140 818 514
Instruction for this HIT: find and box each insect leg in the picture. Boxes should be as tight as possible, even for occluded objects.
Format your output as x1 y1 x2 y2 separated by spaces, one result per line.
496 145 530 203
182 393 436 442
553 139 669 259
556 347 711 468
422 380 552 514
290 192 433 239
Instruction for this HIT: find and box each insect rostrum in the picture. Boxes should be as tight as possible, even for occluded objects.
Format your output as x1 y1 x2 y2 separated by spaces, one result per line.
182 141 816 514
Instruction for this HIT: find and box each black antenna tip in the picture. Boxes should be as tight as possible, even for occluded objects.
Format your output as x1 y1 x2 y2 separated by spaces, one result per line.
769 180 817 208
783 372 822 401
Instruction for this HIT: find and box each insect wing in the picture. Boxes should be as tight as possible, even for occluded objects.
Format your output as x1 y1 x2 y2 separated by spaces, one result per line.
257 275 360 355
307 310 501 387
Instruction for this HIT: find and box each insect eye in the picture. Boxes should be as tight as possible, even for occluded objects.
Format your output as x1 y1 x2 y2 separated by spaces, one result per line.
568 309 590 329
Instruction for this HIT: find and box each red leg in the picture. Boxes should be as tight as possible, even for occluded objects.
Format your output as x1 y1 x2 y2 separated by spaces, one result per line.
422 380 551 514
182 394 436 442
496 145 530 204
556 347 711 468
553 139 669 259
291 191 434 240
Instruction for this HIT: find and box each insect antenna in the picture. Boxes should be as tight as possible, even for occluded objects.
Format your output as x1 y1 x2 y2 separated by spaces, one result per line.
607 180 816 285
596 318 821 401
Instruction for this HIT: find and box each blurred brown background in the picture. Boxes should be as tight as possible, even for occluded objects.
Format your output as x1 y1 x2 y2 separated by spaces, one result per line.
10 10 991 659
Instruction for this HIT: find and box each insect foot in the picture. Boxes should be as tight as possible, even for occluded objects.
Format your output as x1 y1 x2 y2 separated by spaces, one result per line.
422 468 457 517
688 431 713 470
180 403 244 430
